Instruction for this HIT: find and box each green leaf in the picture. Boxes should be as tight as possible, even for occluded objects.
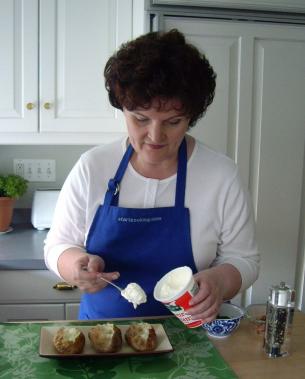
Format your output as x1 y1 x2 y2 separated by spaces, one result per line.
0 174 28 198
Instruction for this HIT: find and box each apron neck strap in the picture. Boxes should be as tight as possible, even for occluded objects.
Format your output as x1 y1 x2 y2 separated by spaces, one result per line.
103 142 134 207
175 137 187 207
104 138 187 207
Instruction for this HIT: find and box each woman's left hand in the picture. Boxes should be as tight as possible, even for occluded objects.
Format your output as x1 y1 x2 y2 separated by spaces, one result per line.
187 264 242 323
187 268 225 323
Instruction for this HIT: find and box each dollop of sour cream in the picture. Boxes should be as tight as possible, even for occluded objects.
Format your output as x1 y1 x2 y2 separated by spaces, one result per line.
63 327 80 342
121 283 147 309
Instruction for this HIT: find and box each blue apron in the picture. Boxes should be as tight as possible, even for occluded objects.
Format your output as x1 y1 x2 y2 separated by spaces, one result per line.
79 138 197 319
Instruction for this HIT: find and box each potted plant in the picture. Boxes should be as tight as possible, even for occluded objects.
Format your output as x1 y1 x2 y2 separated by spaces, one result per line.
0 174 28 232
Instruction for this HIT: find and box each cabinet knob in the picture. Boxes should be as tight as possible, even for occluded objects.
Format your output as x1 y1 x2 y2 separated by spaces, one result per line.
53 282 77 290
26 102 35 110
44 102 52 110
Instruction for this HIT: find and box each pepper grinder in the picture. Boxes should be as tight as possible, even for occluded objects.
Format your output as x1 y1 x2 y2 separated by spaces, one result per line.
264 282 295 358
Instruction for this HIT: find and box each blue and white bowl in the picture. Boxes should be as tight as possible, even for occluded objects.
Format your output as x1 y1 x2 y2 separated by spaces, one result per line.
202 303 244 338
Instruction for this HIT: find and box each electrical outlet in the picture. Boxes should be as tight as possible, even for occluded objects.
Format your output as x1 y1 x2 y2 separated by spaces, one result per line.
14 161 25 177
13 159 56 182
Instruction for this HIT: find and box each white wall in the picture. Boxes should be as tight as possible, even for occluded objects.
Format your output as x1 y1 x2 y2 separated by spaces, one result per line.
0 145 93 208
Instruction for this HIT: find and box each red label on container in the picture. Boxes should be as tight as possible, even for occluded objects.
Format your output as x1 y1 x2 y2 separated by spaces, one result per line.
175 291 192 310
164 290 203 328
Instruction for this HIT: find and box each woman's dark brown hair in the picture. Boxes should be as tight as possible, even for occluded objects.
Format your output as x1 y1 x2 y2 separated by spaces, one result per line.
104 29 216 127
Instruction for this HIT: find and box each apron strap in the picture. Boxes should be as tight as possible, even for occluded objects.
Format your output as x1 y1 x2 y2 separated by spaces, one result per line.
104 138 187 208
175 138 187 208
103 143 134 207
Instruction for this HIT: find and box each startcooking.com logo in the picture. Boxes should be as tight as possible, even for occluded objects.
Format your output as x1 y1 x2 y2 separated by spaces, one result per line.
117 217 162 223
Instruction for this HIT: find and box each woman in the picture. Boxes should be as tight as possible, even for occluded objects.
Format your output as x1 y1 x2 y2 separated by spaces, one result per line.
44 29 259 321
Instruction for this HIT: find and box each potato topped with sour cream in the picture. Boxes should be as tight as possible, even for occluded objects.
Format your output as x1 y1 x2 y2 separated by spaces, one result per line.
53 327 85 354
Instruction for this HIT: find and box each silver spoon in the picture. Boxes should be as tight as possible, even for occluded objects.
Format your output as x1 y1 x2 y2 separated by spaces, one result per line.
82 267 146 308
98 275 123 292
82 266 123 292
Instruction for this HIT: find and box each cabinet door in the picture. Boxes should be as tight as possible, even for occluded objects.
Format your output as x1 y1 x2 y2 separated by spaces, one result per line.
163 17 305 306
152 0 305 13
164 17 253 180
249 26 305 306
0 304 64 322
65 303 80 320
0 0 38 133
40 0 132 139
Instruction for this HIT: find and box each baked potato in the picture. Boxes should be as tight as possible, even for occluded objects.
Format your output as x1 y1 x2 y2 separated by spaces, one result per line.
88 323 122 353
53 327 85 354
125 322 157 352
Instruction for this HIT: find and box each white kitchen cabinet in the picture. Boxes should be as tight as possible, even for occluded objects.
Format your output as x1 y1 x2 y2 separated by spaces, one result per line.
162 17 305 307
0 304 65 322
0 0 143 144
0 0 38 133
151 0 305 13
0 270 81 322
65 303 80 320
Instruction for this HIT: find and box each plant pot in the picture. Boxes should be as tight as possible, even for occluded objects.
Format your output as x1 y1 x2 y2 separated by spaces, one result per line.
0 197 16 232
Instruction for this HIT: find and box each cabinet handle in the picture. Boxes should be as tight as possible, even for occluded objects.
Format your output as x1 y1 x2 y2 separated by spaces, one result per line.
53 282 77 290
44 102 52 110
26 102 35 110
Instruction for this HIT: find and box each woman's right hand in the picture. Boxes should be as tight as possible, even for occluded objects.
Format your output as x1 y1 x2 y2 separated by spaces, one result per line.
58 249 120 294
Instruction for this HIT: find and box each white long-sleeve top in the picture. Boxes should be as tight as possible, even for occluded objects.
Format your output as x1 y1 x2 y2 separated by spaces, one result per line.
44 137 259 292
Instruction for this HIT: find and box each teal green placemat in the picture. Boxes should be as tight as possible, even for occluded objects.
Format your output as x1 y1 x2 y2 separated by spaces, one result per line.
0 318 237 379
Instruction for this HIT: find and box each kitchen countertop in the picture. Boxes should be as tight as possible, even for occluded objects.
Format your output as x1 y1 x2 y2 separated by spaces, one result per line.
0 223 48 270
212 310 305 379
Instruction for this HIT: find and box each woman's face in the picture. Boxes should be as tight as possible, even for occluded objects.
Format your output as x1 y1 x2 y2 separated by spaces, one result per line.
123 99 190 170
